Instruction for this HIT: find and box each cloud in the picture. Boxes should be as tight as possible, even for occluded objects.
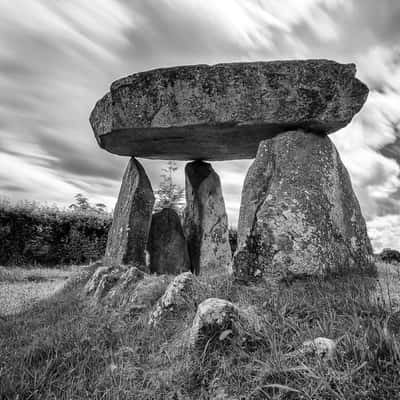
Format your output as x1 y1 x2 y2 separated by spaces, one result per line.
331 106 400 220
0 0 400 250
368 214 400 252
330 44 400 240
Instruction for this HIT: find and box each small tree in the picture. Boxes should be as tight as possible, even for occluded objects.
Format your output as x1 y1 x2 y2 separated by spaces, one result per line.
154 161 185 214
69 193 90 211
69 194 108 214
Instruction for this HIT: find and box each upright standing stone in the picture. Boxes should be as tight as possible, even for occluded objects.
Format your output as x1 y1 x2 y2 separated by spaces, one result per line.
147 208 190 275
184 161 231 275
233 130 374 283
105 157 154 269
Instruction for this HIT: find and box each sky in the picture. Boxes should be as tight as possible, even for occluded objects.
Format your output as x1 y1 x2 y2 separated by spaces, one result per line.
0 0 399 251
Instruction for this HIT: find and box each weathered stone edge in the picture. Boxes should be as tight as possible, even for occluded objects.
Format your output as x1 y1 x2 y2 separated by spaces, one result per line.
89 59 368 151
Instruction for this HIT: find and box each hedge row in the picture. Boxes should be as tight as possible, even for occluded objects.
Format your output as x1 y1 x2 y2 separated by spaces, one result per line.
0 203 112 266
0 200 239 267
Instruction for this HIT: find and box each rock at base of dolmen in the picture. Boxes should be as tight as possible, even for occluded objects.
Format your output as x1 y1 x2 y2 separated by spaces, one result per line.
90 60 368 161
184 161 232 275
111 273 170 310
149 272 203 326
84 265 125 301
233 130 375 283
85 265 171 309
147 208 190 275
104 157 154 269
188 298 252 348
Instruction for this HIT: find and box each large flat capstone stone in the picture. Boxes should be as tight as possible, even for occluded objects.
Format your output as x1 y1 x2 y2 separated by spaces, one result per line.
90 60 368 161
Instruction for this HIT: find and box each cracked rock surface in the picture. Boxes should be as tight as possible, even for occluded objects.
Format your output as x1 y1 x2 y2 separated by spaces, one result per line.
85 265 171 309
90 60 368 160
188 298 250 348
149 272 203 326
104 157 154 268
233 130 375 282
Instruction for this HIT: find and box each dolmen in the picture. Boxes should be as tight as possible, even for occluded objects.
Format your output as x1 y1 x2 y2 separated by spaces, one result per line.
90 59 375 282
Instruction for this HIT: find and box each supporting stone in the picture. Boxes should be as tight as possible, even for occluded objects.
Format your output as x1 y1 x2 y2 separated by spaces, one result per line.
147 207 190 275
104 157 154 269
233 130 374 283
184 160 231 275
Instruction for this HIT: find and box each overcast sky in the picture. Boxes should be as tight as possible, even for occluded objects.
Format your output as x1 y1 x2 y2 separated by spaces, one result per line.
0 0 399 251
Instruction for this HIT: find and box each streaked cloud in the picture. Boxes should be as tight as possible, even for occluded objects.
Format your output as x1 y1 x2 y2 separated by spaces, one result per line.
0 0 399 251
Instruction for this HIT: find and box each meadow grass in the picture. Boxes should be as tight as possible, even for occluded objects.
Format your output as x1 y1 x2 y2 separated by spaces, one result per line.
0 265 75 283
1 262 400 399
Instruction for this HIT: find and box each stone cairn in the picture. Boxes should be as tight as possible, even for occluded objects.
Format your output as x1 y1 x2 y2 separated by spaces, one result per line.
89 60 375 289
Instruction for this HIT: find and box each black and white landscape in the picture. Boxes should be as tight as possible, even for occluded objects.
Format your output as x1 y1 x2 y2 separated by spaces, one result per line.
1 2 400 399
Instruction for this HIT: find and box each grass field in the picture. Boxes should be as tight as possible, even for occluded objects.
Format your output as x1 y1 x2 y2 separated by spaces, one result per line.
0 265 75 283
0 266 76 317
1 262 400 399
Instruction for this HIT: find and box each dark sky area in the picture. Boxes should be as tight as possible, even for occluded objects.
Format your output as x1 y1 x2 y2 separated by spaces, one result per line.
0 0 399 250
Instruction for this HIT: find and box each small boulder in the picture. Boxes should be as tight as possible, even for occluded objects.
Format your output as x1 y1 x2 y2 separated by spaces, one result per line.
125 274 171 312
149 272 203 326
106 266 146 306
189 298 246 348
147 208 190 275
93 268 125 301
301 337 337 360
85 265 114 295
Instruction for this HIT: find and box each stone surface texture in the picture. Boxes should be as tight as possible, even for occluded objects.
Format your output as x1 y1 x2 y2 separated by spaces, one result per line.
233 130 374 282
104 157 154 268
147 208 190 275
90 60 368 160
189 298 247 348
301 337 337 360
149 272 202 326
85 265 114 296
116 274 170 310
93 268 124 302
84 265 171 308
184 161 231 275
106 266 145 306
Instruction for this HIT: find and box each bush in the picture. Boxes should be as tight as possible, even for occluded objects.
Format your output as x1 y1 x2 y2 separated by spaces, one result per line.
0 200 112 266
378 248 400 264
